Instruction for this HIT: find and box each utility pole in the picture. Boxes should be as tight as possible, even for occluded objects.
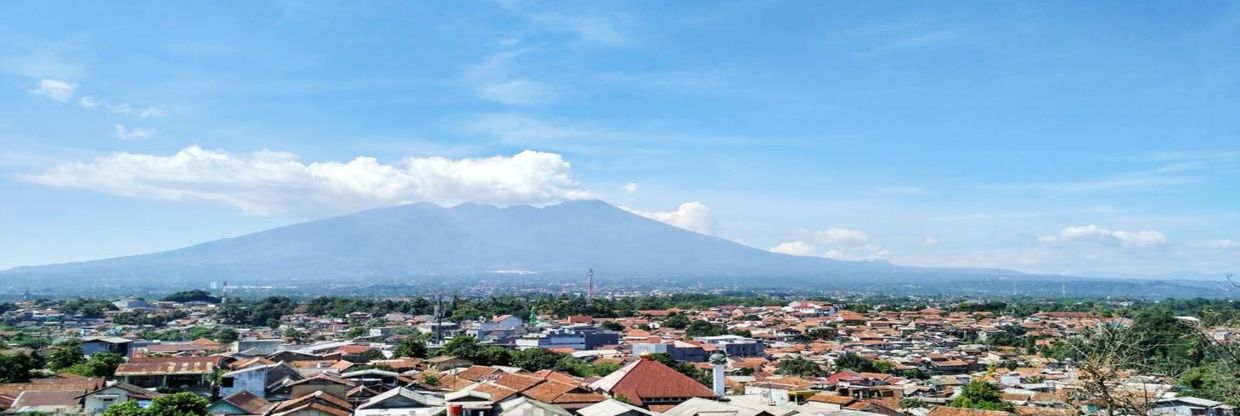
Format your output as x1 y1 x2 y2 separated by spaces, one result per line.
434 294 443 345
587 268 595 303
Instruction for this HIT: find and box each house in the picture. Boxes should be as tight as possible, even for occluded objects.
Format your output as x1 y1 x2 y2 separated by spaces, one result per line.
499 397 572 416
266 390 354 416
208 390 272 415
426 355 473 371
445 389 499 416
81 336 133 357
516 326 620 351
219 362 302 399
8 390 82 414
77 383 162 415
114 356 220 392
576 399 660 416
631 341 708 363
694 335 765 357
1152 397 1237 416
588 352 718 411
355 387 443 416
232 339 284 355
927 407 1016 416
286 373 355 400
785 301 837 316
661 397 770 416
471 315 527 343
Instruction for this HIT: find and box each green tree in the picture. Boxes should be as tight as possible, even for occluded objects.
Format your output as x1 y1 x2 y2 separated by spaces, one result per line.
67 352 125 377
663 313 690 329
900 397 927 409
834 352 878 372
0 352 39 382
777 356 826 377
283 328 308 344
212 327 239 343
161 290 221 304
147 392 210 416
600 321 625 331
685 320 729 337
394 338 428 358
47 340 86 370
949 380 1015 412
101 401 147 416
511 348 564 371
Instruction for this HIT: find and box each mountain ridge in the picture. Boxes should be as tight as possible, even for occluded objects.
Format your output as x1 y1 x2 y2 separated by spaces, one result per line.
1 200 907 283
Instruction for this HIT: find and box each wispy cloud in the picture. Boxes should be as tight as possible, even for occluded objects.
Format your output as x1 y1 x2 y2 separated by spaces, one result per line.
845 18 965 58
113 124 157 141
29 79 75 102
988 150 1237 193
466 49 560 106
494 0 637 47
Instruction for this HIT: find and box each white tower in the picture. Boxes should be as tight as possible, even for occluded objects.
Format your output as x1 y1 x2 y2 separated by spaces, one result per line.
709 352 727 398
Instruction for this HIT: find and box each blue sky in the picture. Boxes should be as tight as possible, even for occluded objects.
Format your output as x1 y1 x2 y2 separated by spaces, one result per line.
1 1 1238 277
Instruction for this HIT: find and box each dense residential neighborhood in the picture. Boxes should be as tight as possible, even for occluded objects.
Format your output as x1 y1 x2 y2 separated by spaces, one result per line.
0 292 1235 416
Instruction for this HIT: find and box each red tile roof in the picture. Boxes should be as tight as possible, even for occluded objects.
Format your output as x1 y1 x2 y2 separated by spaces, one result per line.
588 356 715 406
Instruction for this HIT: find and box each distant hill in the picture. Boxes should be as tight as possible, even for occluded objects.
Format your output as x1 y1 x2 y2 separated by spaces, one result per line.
1 201 897 283
1 200 1228 298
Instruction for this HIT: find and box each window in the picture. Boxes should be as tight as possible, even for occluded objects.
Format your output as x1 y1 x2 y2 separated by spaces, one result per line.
221 377 234 388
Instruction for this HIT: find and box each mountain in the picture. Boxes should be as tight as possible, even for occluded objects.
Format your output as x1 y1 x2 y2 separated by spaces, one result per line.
0 200 900 285
4 200 1232 298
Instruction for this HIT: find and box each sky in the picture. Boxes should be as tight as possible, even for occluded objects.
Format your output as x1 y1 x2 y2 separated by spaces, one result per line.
1 1 1238 277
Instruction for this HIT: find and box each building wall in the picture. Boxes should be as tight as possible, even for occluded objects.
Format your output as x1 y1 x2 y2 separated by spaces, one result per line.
221 369 268 399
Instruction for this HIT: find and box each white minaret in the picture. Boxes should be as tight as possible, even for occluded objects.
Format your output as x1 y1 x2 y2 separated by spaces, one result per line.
709 352 727 399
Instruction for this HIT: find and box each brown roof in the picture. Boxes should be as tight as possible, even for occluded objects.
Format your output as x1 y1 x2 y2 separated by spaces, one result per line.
522 380 605 404
0 377 105 395
589 357 715 406
271 390 353 413
116 356 220 376
493 374 545 391
1015 407 1077 416
809 393 857 405
457 366 504 381
471 383 520 402
14 390 81 408
221 390 272 414
927 407 1016 416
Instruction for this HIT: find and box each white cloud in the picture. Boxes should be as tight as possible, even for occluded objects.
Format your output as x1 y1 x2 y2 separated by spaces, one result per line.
814 228 872 246
770 240 816 256
1040 224 1167 248
77 96 99 107
623 182 639 194
922 237 939 246
23 147 594 215
30 79 75 102
770 227 889 260
113 124 156 141
106 103 166 118
625 202 716 235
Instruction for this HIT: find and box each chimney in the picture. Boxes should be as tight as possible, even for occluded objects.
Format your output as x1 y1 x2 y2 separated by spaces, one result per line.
709 352 727 398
